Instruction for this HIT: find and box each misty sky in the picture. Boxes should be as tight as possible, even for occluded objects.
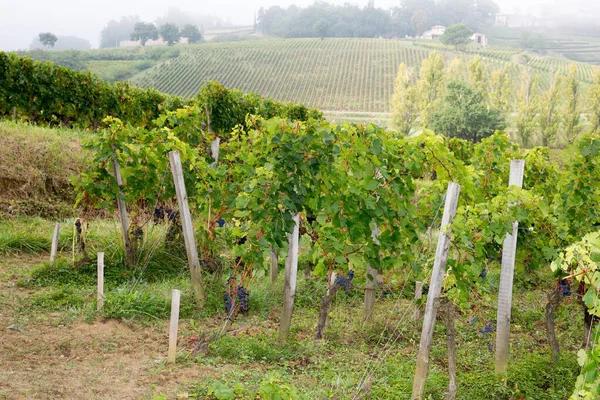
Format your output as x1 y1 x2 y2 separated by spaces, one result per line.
0 0 596 51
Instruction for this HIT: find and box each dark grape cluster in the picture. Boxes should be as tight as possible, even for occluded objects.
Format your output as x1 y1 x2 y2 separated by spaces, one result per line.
153 206 179 224
479 267 487 279
217 218 226 228
75 219 83 234
479 321 494 337
224 285 250 314
558 279 571 296
334 270 354 294
134 227 144 238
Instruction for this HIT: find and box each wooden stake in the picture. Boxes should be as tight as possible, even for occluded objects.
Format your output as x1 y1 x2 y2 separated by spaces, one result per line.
414 281 423 331
270 246 278 284
111 147 133 266
169 151 206 308
363 264 378 324
50 222 60 265
210 138 221 167
97 252 104 311
495 160 525 374
412 182 460 399
12 106 17 121
279 214 299 339
168 289 181 363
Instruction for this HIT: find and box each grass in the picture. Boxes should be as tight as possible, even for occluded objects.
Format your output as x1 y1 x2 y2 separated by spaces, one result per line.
0 121 85 219
0 215 587 399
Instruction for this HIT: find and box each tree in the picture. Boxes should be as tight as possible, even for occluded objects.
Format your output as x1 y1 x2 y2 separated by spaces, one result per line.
589 68 600 135
417 51 445 126
563 64 582 144
314 19 329 39
430 81 505 142
100 16 140 48
516 69 539 147
391 63 421 135
488 66 512 117
410 9 429 36
30 35 91 51
38 32 57 49
468 57 487 101
130 22 158 46
180 24 202 44
440 24 472 50
539 70 562 147
159 23 181 46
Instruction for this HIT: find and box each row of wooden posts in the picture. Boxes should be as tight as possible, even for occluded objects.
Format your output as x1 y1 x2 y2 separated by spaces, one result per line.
47 153 525 394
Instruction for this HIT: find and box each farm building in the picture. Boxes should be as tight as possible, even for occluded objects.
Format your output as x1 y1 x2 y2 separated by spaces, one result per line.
422 25 446 40
472 33 488 47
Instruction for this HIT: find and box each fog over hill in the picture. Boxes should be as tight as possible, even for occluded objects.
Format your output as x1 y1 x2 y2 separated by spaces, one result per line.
1 0 599 51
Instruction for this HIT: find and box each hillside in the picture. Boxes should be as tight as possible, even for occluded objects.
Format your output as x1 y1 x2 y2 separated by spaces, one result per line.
131 38 431 113
129 38 596 114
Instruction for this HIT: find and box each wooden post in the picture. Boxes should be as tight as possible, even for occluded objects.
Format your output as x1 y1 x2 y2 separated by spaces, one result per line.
412 182 461 400
12 106 17 121
414 281 423 331
363 264 378 324
279 214 299 339
495 160 525 374
270 246 278 284
363 223 381 324
168 289 181 363
97 252 104 311
169 151 206 308
50 222 60 265
210 138 221 167
111 147 133 266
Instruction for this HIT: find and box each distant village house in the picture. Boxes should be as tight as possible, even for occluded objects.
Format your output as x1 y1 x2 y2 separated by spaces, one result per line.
422 25 488 47
472 33 488 47
422 25 446 40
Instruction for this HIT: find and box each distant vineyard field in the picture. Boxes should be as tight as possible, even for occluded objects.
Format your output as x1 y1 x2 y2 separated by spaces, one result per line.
130 38 434 112
129 38 596 113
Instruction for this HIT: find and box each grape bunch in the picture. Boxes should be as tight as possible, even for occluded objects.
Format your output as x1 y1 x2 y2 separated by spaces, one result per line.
479 267 487 279
237 286 249 313
334 270 354 294
223 285 250 314
217 218 226 228
558 279 571 296
479 321 494 337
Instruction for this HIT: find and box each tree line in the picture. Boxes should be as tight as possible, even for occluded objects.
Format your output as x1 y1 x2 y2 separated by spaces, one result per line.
257 0 499 39
391 52 600 147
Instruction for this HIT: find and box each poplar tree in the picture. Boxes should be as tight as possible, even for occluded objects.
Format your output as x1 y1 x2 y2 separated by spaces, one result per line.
588 68 600 135
563 65 582 144
468 57 488 102
488 66 512 116
516 68 539 147
418 51 445 127
391 63 421 135
538 69 562 147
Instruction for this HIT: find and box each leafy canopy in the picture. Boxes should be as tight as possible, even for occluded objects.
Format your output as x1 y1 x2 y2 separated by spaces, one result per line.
130 22 159 46
430 80 505 142
159 23 181 46
440 23 472 48
38 32 58 49
180 24 202 44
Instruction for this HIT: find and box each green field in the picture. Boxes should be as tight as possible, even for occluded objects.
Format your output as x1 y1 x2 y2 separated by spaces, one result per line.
128 38 596 114
130 39 433 112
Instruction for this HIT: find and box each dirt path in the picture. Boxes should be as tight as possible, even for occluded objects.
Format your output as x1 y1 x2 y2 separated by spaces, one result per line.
0 256 205 400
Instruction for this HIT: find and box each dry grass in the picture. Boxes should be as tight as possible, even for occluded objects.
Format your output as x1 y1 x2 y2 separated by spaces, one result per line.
0 121 85 218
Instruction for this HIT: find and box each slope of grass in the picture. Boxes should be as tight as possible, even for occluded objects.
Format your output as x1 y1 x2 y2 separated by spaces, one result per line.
0 121 85 218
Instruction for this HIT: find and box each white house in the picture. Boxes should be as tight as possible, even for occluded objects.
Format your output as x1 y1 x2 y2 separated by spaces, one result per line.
422 25 446 40
472 33 488 47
